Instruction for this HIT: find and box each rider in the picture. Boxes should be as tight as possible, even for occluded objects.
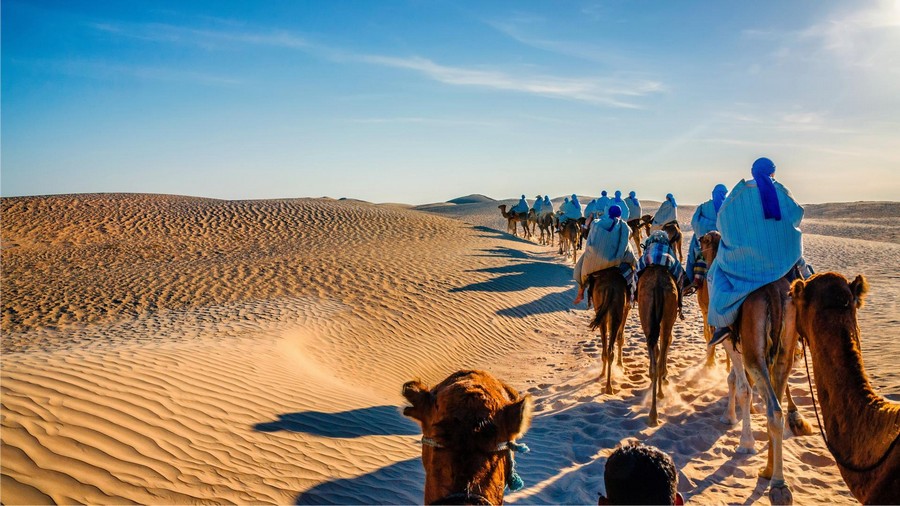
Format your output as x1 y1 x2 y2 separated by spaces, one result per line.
708 157 812 344
638 230 691 316
573 205 636 305
533 194 544 216
583 198 598 225
625 191 642 222
686 184 728 288
542 195 554 216
651 193 678 230
612 190 631 221
596 190 611 217
511 194 529 215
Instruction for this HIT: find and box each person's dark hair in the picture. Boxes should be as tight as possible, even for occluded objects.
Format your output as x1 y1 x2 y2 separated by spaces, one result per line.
603 443 677 505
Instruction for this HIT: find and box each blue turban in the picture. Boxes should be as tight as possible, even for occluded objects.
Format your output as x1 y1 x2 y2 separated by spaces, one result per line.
614 190 622 199
601 190 608 197
666 193 677 207
629 191 636 198
606 205 622 231
712 184 728 213
751 157 780 220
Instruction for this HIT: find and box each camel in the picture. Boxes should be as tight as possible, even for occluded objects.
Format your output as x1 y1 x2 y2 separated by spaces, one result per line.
403 370 534 505
697 231 727 369
536 213 556 246
627 215 650 254
637 265 679 427
557 218 583 264
498 205 531 239
791 273 900 505
587 267 630 395
661 221 683 263
527 208 538 237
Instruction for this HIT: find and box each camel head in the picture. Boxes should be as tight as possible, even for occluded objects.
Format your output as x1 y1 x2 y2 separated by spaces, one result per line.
402 370 533 505
790 272 869 347
699 231 721 265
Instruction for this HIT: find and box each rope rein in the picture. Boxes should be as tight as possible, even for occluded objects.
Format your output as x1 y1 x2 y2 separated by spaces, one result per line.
801 339 900 474
420 437 530 492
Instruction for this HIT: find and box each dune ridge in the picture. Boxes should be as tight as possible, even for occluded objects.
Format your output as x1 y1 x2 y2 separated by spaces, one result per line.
2 193 897 504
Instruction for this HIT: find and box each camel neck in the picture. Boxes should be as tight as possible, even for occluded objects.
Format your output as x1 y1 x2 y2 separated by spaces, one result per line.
808 320 900 471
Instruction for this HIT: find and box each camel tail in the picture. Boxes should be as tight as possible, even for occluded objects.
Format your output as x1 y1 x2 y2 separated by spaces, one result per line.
589 283 614 332
647 279 664 350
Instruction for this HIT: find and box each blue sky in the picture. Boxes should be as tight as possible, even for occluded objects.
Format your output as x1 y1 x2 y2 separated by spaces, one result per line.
3 0 898 205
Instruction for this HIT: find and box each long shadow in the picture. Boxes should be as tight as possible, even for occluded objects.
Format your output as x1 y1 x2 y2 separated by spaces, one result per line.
254 405 420 438
497 289 576 318
450 262 573 293
472 225 535 245
472 247 530 259
294 457 424 505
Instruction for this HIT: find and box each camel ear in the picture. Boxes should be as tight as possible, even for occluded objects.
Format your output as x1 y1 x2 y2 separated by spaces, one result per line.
402 380 433 425
850 275 869 309
499 394 533 440
790 279 806 302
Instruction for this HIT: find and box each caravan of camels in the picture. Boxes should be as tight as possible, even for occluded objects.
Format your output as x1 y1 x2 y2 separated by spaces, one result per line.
401 189 898 505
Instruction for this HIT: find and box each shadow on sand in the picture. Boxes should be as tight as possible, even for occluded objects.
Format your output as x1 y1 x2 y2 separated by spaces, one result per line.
472 225 536 245
294 458 424 505
254 405 419 438
449 261 573 294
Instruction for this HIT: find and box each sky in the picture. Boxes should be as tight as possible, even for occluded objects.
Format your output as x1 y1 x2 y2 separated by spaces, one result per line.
2 0 899 205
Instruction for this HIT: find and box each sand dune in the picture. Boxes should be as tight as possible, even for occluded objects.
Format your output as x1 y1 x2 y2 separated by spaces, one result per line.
2 194 897 504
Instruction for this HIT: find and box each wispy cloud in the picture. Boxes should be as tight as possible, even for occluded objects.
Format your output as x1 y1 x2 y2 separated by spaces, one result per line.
90 19 663 108
352 54 663 108
485 15 626 65
343 116 504 128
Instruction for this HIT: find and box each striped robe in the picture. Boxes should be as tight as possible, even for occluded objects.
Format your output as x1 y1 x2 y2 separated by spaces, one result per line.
574 216 635 285
707 179 804 327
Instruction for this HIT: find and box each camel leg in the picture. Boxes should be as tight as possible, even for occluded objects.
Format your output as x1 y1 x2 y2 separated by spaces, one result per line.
616 324 625 367
659 313 674 390
648 345 659 426
723 340 755 450
783 300 813 437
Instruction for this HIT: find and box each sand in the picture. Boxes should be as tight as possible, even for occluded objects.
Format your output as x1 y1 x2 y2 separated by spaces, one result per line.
2 193 897 504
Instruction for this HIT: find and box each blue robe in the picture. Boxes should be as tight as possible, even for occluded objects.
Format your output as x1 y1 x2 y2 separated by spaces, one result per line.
625 197 642 221
611 197 631 221
574 215 635 285
560 200 583 221
652 200 677 227
707 180 804 327
533 198 544 215
542 198 554 216
595 196 611 216
511 197 529 215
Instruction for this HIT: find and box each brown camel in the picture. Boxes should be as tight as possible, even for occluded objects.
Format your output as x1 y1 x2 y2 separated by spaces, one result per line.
627 216 649 254
703 238 811 473
498 205 531 239
716 275 815 504
536 213 556 246
637 265 679 427
661 221 683 263
403 370 534 505
558 218 583 264
527 208 538 237
791 273 900 505
697 231 726 369
587 267 630 395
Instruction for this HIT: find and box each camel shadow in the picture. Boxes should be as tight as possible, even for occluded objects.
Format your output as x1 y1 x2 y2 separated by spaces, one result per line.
254 405 419 438
473 247 530 259
472 225 535 245
449 262 573 293
294 457 424 505
497 289 576 318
